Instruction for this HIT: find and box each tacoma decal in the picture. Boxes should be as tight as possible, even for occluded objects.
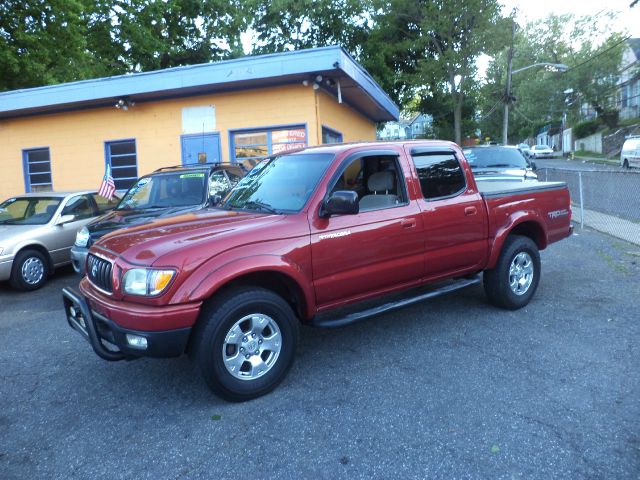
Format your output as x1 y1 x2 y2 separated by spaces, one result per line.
319 230 351 240
548 209 569 219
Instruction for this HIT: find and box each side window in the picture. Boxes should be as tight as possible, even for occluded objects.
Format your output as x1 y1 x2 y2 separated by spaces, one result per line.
62 195 95 220
92 193 119 213
329 155 407 212
411 152 466 200
209 171 231 197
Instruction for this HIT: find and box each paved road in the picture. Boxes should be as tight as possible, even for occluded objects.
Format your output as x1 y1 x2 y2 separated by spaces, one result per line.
1 229 639 479
534 157 621 172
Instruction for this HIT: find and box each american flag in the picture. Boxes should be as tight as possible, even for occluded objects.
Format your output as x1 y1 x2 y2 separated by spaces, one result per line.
98 164 116 200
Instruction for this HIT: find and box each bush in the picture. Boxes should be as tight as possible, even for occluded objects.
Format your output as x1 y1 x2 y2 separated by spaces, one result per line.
573 119 600 139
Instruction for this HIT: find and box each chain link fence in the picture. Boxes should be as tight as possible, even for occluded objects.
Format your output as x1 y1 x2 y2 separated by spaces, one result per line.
538 167 640 245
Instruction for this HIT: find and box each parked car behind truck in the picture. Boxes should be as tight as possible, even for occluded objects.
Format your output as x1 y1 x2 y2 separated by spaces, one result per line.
63 141 572 401
71 162 252 274
0 191 119 290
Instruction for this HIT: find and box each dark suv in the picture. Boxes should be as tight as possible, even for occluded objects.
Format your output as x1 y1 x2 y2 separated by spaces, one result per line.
71 162 251 274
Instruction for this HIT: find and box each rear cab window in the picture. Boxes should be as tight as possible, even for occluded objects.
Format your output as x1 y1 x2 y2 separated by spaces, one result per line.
409 149 466 200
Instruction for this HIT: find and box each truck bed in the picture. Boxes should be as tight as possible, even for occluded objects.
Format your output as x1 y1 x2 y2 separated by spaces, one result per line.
478 180 567 199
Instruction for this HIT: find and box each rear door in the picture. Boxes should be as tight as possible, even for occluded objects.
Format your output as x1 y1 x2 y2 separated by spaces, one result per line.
406 146 488 280
309 149 425 308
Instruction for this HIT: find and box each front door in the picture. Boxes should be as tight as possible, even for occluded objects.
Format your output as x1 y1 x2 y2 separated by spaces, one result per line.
181 133 221 165
310 152 425 309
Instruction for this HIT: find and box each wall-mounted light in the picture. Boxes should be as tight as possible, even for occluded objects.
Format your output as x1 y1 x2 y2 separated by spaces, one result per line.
115 98 135 111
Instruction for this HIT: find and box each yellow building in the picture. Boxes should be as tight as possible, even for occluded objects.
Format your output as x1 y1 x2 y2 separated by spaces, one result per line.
0 46 398 197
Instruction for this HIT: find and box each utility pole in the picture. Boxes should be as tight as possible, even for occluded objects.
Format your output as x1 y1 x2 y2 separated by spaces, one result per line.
502 19 515 145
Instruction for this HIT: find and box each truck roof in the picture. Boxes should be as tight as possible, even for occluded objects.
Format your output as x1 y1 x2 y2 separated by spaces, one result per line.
289 139 459 155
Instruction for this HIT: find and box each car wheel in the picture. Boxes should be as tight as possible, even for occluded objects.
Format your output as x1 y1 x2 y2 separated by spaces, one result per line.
623 159 629 169
483 235 540 310
192 287 299 401
10 249 50 291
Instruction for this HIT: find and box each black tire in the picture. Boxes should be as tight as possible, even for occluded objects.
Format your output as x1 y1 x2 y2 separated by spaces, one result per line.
192 287 299 402
622 159 629 169
10 249 49 291
483 235 540 310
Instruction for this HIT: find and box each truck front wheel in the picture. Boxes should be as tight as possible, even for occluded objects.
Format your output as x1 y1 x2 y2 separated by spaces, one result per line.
193 287 299 401
483 235 540 310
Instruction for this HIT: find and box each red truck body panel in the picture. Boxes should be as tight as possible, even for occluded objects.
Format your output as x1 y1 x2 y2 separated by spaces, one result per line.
79 140 572 332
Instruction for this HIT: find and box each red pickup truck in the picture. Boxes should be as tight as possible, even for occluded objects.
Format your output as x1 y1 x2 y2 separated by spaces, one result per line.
63 141 572 401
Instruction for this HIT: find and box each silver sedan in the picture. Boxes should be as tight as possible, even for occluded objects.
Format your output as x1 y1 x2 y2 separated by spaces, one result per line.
0 191 119 290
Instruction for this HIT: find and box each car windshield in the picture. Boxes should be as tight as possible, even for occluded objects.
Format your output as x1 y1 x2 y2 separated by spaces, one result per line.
463 148 528 169
0 197 61 225
221 152 335 213
117 171 207 210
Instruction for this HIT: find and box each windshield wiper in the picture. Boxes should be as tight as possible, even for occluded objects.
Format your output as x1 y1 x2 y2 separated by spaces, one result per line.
242 200 279 214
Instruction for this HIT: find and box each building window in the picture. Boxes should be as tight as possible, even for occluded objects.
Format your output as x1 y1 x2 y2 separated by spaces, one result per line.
105 139 138 190
23 148 52 192
322 126 343 144
231 126 306 161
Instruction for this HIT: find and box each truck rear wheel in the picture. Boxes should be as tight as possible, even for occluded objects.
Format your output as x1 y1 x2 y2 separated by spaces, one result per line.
193 287 299 401
483 235 540 310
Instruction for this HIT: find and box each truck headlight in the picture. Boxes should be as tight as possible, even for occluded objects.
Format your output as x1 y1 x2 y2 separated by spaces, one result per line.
122 268 176 296
75 227 90 247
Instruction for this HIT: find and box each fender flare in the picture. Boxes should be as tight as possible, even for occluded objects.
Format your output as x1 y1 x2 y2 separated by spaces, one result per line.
486 211 547 270
169 254 316 319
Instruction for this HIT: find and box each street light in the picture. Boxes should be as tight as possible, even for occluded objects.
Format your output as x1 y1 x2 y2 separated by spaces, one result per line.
502 62 569 145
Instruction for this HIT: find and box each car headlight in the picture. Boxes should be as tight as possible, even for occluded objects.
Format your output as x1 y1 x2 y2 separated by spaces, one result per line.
75 227 90 247
122 268 176 296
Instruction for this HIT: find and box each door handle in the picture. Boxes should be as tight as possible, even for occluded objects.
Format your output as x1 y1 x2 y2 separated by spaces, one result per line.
401 218 416 229
464 206 478 216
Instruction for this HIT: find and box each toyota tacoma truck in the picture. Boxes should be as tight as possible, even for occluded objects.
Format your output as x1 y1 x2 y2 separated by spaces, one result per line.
63 141 572 401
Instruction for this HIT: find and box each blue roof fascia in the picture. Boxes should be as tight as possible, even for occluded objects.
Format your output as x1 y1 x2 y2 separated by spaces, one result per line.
0 46 399 122
336 49 399 121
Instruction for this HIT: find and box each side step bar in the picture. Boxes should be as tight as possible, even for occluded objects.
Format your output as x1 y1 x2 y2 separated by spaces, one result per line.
311 275 482 329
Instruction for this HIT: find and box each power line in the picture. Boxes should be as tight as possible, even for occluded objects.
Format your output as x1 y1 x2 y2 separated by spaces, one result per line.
563 35 632 74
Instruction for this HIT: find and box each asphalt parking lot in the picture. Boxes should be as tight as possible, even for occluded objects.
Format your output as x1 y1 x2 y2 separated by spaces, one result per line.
1 226 639 480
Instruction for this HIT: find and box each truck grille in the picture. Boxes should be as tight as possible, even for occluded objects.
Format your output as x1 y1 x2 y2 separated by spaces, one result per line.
87 254 113 293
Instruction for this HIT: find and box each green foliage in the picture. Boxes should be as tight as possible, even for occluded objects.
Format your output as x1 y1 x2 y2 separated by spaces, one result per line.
0 0 96 90
478 12 626 143
573 119 600 139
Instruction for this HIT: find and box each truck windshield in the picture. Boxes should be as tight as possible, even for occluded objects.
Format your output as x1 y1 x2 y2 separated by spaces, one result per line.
0 197 61 225
222 153 335 213
463 148 528 169
117 171 207 210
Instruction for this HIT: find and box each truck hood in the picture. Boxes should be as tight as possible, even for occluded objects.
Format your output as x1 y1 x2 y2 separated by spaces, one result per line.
94 208 282 265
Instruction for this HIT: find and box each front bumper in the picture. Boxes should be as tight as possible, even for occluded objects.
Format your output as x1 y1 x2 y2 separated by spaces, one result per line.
62 286 193 360
70 245 88 274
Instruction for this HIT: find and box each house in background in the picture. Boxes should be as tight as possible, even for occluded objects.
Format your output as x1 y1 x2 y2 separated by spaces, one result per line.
377 113 433 140
0 46 398 197
617 38 640 121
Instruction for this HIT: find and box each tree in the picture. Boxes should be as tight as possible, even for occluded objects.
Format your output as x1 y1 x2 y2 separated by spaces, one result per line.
0 0 96 91
478 13 626 142
244 0 372 55
367 0 505 144
113 0 246 71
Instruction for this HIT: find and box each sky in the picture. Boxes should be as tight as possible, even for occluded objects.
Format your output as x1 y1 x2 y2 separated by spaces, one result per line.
500 0 639 37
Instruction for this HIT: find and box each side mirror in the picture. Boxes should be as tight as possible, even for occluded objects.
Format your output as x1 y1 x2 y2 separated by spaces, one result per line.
55 214 76 225
320 191 359 218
